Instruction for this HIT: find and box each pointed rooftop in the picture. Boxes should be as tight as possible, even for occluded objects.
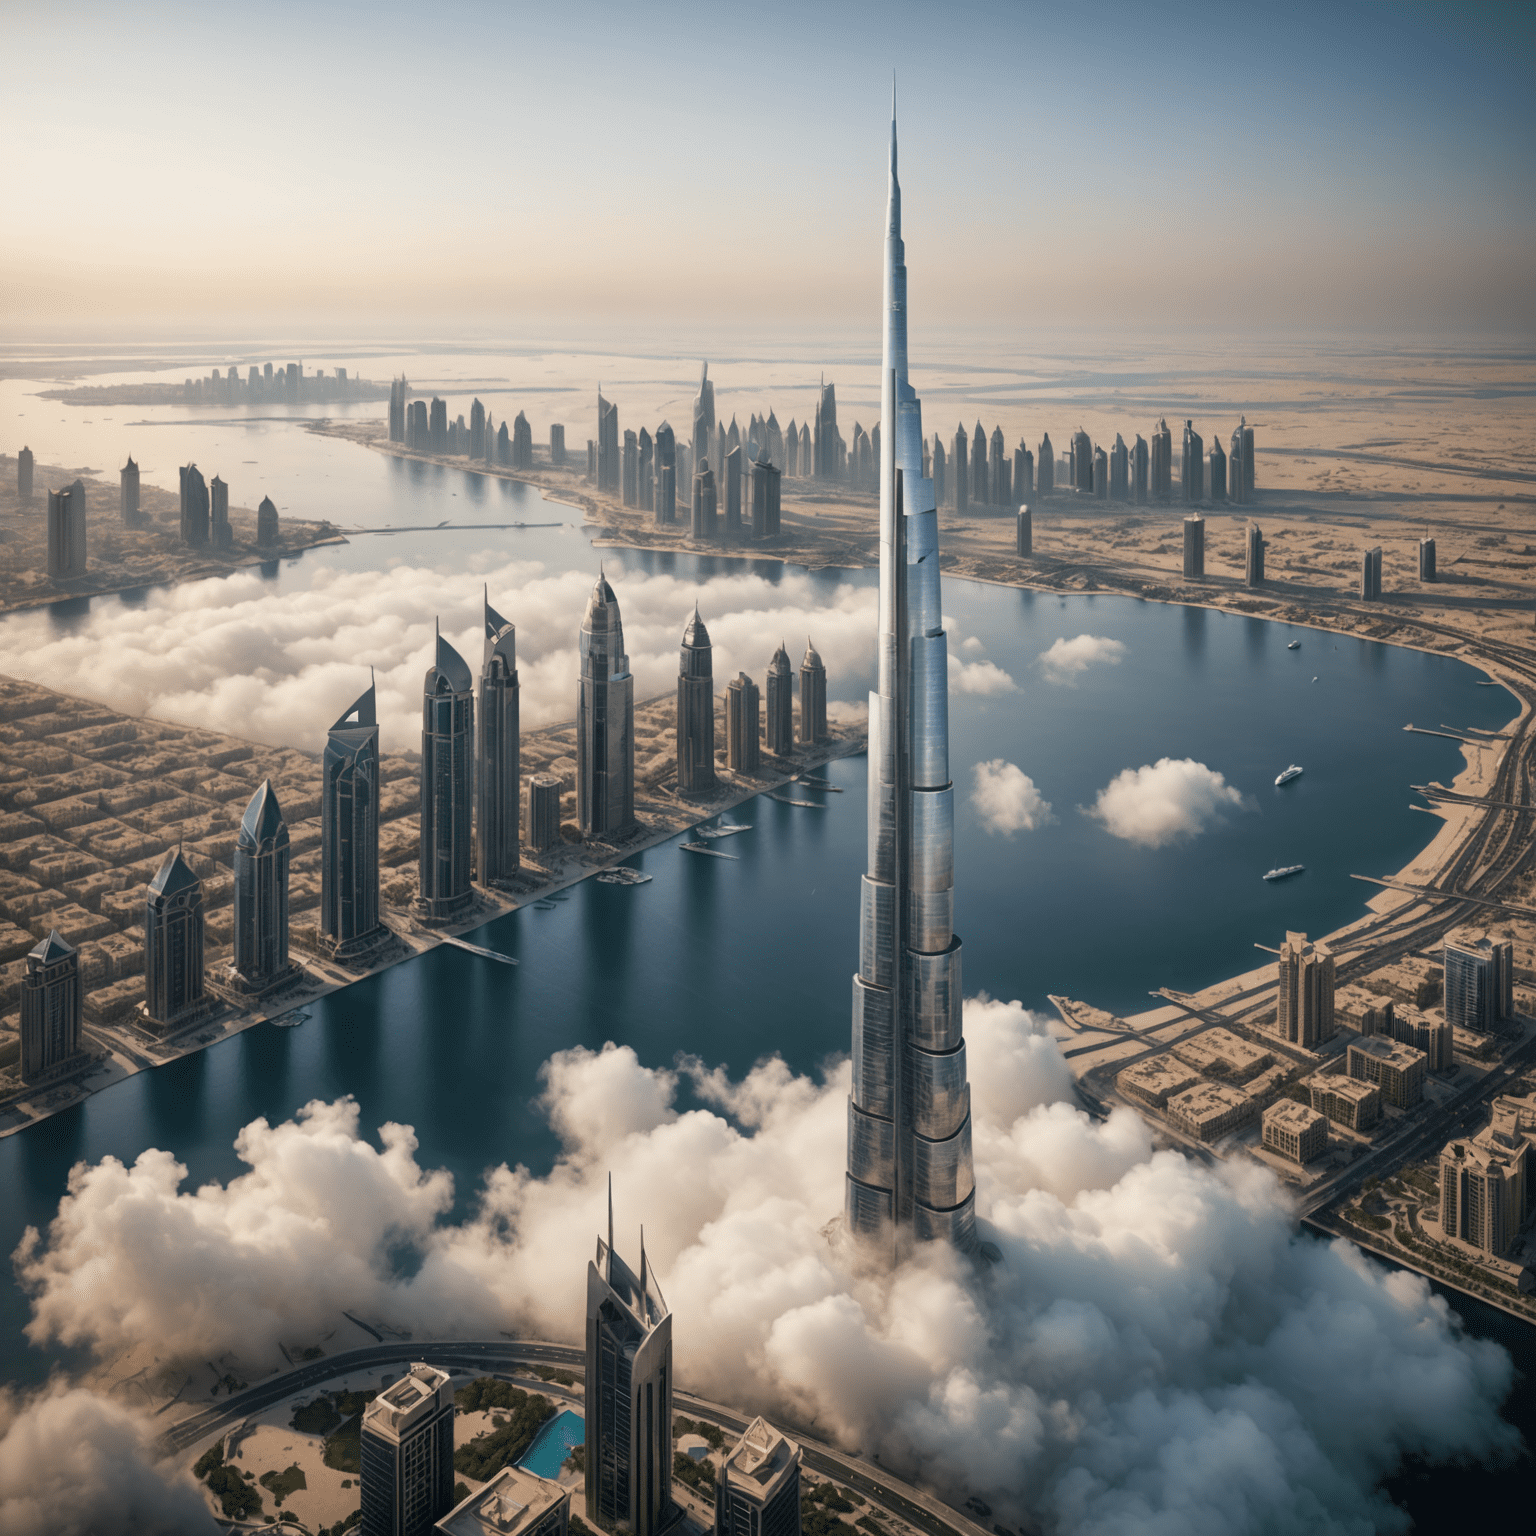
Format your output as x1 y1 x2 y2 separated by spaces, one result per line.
682 604 711 649
28 929 75 965
802 638 823 669
238 779 287 849
330 683 376 733
149 846 201 898
428 624 472 695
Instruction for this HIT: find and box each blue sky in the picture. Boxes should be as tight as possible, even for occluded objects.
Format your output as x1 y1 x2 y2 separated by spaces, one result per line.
3 0 1531 334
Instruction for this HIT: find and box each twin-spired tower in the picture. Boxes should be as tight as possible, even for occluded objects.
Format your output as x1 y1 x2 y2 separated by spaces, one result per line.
845 103 977 1255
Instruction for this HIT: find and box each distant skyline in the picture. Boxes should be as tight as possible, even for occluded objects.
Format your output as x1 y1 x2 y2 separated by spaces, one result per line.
2 0 1532 336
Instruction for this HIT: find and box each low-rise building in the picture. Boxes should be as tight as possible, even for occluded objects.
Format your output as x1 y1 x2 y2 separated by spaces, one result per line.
1263 1099 1329 1164
1335 986 1394 1037
1166 1081 1256 1143
436 1465 570 1536
1347 1036 1426 1110
1172 1026 1274 1084
1308 1073 1382 1132
1117 1057 1199 1110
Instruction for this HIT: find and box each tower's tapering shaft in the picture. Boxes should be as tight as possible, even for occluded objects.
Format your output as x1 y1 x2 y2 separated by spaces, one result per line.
845 104 976 1255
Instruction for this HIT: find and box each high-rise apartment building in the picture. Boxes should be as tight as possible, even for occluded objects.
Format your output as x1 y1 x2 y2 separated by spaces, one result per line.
256 496 279 546
1348 1036 1425 1109
231 780 293 994
1070 428 1092 494
692 363 716 483
799 642 827 745
1109 435 1128 499
676 608 716 793
180 463 210 546
1444 933 1514 1034
510 411 533 469
1016 507 1032 557
321 684 383 957
714 1419 801 1536
417 628 475 921
726 672 760 775
1277 930 1334 1047
527 775 562 853
1245 521 1266 586
750 452 781 539
585 1204 672 1536
971 422 988 504
951 424 969 512
1358 545 1382 600
1092 444 1108 499
20 931 86 1085
477 596 520 887
1131 434 1148 502
814 381 839 479
765 644 794 757
1419 536 1436 581
359 1362 455 1536
550 423 567 466
144 849 206 1028
1150 420 1173 502
724 444 743 542
1183 515 1205 579
1229 421 1251 504
597 392 620 496
1208 434 1227 501
18 446 34 500
46 483 88 578
846 106 976 1254
692 462 717 542
654 422 676 525
578 574 636 839
120 456 140 521
1180 420 1205 502
210 475 232 548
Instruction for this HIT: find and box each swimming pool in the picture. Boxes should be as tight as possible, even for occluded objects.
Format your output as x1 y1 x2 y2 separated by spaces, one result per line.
518 1408 585 1481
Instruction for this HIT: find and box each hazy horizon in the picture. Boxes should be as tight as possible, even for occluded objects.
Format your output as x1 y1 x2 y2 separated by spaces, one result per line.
4 0 1532 337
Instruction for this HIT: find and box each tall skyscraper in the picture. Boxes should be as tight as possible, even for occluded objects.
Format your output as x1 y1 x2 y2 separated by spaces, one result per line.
210 475 233 548
1359 545 1383 600
429 398 448 452
418 625 475 921
1229 421 1251 504
785 418 800 477
597 392 620 495
1070 428 1092 493
676 607 716 793
527 775 562 853
799 642 827 744
654 422 676 524
550 423 567 465
578 573 636 839
723 443 743 542
256 495 279 546
691 462 717 542
798 422 811 475
17 446 34 501
1208 434 1228 501
1150 420 1172 502
388 377 407 442
46 483 87 578
1245 521 1266 586
232 780 293 994
951 424 968 513
621 429 639 507
714 1419 801 1536
1183 515 1205 579
931 436 947 506
20 931 85 1086
407 399 428 448
1180 420 1205 502
585 1198 672 1536
469 398 486 460
144 848 206 1028
1014 441 1034 502
845 105 976 1254
1444 933 1514 1034
1092 444 1108 499
1109 435 1128 499
814 381 839 479
179 463 210 545
750 452 781 539
360 1363 456 1536
1037 432 1054 497
478 595 520 887
1277 931 1335 1047
637 426 654 511
971 421 988 504
726 672 760 774
120 456 140 521
765 644 794 757
512 411 534 469
692 363 715 482
1131 433 1148 502
1419 536 1437 581
1238 416 1256 495
321 683 383 957
1016 506 1032 556
989 427 1006 508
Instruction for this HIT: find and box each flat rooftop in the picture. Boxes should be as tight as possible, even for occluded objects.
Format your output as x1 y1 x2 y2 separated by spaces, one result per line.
1308 1073 1379 1105
436 1465 567 1536
1349 1036 1425 1071
1264 1099 1327 1135
1168 1081 1252 1124
1173 1027 1272 1079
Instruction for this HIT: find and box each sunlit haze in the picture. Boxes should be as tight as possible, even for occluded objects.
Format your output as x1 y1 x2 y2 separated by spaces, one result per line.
4 0 1532 338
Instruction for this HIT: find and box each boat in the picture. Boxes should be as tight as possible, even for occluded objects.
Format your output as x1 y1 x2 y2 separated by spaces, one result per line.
1311 676 1319 683
696 822 750 839
1275 765 1303 786
269 1010 310 1029
1287 641 1300 650
796 775 843 792
681 842 738 859
1263 865 1305 882
769 793 824 808
532 899 558 910
595 867 652 886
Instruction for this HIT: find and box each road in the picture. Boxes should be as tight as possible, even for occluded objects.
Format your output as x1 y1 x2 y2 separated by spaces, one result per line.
156 1340 1024 1536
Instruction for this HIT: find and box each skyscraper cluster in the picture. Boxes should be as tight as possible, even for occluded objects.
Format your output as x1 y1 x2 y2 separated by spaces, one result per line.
394 376 563 477
181 360 369 405
172 462 275 550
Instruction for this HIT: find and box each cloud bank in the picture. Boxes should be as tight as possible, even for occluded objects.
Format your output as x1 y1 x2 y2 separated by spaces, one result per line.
970 760 1053 836
0 557 877 753
949 655 1017 696
1087 757 1247 848
13 1000 1517 1534
1037 634 1126 686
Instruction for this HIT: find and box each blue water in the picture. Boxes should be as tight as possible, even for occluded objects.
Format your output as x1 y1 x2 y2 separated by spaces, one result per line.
518 1409 585 1480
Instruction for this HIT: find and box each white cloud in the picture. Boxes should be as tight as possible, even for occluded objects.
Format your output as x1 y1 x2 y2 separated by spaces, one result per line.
0 1386 214 1535
948 655 1017 696
970 760 1053 835
11 999 1519 1534
1087 757 1247 848
961 636 985 654
1037 633 1127 686
0 557 877 753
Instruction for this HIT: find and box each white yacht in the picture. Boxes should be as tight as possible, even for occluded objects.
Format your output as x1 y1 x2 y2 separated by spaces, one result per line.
1275 764 1304 786
1263 865 1305 882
